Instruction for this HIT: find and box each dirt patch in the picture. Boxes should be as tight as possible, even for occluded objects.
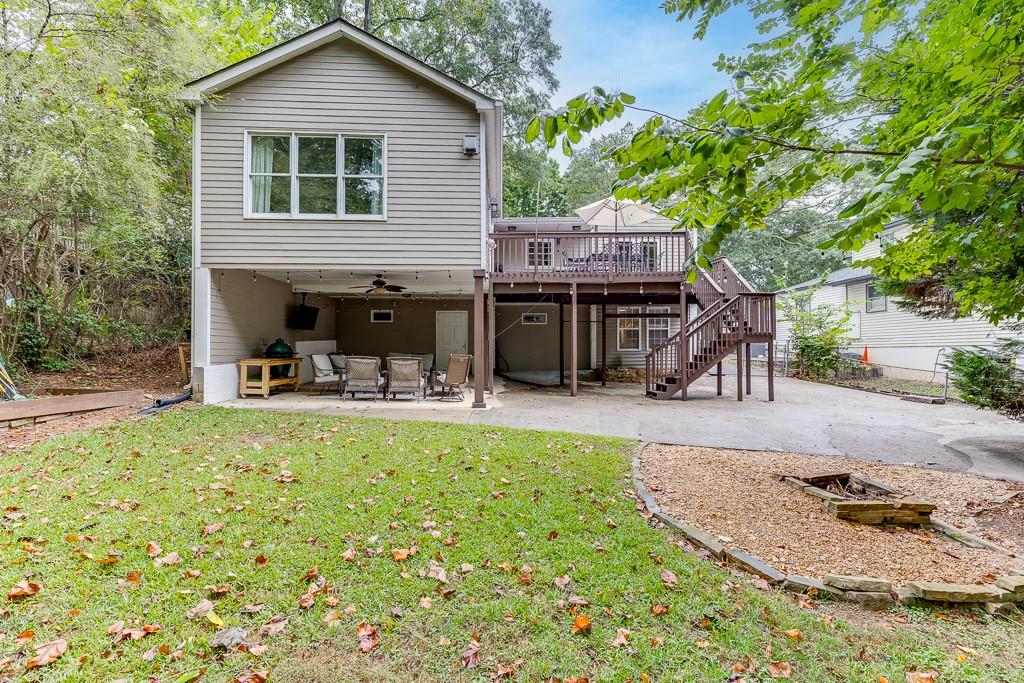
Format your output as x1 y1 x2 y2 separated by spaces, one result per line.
640 444 1022 586
0 404 144 449
19 344 184 397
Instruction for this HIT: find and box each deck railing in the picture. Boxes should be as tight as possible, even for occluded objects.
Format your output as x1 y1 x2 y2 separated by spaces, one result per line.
710 257 756 298
490 231 690 280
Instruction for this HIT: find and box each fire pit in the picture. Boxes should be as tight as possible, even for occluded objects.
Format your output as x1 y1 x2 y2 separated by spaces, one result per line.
782 472 936 526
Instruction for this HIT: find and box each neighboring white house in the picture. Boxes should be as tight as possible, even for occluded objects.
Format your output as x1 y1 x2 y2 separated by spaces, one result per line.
776 220 1024 381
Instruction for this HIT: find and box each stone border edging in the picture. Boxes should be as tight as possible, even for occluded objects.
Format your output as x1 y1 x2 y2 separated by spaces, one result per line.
631 442 1024 613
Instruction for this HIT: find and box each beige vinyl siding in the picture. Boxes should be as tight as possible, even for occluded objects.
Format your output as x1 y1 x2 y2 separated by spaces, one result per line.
599 305 682 369
199 39 482 269
209 270 337 364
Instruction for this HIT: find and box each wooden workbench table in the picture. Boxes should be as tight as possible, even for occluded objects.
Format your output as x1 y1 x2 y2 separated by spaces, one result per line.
238 358 301 398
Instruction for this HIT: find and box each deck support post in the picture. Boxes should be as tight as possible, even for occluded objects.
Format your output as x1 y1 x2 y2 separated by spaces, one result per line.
487 281 495 394
736 344 743 401
558 301 565 387
767 340 775 402
745 343 752 395
679 284 688 401
600 302 607 387
472 272 486 408
716 361 723 396
570 283 578 397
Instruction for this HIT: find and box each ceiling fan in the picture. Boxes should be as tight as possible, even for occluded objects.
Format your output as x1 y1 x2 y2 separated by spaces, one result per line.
351 273 407 295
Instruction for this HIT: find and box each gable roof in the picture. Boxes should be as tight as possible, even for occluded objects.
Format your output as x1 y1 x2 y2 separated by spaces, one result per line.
178 18 499 110
780 265 875 294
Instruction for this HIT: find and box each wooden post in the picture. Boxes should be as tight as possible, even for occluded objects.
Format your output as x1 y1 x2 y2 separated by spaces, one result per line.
570 283 578 397
472 272 486 408
558 301 565 387
679 284 688 401
716 361 723 396
600 302 607 387
487 283 496 394
745 343 752 395
767 340 775 402
736 345 743 401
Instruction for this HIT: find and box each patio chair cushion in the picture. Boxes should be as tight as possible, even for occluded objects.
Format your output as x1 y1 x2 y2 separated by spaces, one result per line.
328 353 347 371
311 354 336 378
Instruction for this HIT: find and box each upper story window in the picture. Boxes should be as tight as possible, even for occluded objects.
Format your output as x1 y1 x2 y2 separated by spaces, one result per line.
865 283 887 312
246 132 385 219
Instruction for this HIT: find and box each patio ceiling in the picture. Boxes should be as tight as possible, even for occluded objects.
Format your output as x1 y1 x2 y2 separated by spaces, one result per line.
254 268 476 297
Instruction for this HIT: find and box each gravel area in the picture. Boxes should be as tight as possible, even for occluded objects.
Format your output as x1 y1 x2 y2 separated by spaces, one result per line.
640 443 1023 586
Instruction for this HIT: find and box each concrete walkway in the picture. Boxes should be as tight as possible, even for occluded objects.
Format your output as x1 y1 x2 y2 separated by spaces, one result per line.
221 375 1024 482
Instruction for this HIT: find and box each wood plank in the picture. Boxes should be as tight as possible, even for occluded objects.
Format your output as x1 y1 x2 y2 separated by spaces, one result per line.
0 390 144 421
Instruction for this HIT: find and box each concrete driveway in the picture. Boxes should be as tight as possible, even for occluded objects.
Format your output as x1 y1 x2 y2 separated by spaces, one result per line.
469 376 1024 482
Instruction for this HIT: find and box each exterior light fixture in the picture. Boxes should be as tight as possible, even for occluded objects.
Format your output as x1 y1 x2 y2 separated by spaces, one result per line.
489 197 499 218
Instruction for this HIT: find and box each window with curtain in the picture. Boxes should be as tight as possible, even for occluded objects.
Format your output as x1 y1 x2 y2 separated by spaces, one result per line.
647 306 670 348
617 306 641 351
247 133 385 218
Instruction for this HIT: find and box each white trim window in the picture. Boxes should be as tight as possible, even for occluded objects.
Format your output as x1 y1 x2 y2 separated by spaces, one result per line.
526 239 554 268
646 306 671 348
865 283 887 313
521 312 547 325
246 132 386 219
616 306 642 351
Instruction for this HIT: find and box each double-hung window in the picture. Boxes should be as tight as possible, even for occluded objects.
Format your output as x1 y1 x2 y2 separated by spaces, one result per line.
617 306 642 351
247 132 385 219
865 283 887 313
646 306 671 348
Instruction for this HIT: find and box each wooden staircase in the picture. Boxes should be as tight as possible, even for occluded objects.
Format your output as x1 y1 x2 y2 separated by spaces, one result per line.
645 258 776 400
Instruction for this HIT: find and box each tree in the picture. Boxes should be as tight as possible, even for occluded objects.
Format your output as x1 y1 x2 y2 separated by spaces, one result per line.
0 0 275 367
502 145 569 217
562 126 634 210
779 288 854 379
528 0 1024 323
264 0 560 131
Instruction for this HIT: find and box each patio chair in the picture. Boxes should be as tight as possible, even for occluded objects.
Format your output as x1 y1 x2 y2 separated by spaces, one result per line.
310 354 341 395
343 356 385 400
328 352 347 373
436 353 472 402
386 357 427 401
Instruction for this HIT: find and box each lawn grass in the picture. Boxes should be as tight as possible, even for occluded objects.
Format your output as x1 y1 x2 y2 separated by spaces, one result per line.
1 407 1022 682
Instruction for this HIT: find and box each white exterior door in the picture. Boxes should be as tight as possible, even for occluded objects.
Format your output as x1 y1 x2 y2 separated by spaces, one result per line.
435 310 469 370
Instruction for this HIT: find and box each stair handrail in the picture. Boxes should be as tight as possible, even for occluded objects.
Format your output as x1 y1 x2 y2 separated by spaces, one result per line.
710 257 755 297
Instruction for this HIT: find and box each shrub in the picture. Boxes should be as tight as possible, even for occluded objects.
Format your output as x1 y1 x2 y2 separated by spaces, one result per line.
780 287 854 379
945 340 1024 419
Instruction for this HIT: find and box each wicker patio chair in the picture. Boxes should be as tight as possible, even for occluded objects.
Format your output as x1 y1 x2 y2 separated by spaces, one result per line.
343 356 385 400
386 357 426 401
436 353 472 402
310 354 341 395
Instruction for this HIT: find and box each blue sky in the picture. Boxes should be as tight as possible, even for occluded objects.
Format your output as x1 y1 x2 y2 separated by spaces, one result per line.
540 0 759 164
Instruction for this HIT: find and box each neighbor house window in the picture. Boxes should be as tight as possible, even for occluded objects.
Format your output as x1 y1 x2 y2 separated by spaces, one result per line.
247 132 385 218
647 306 671 348
370 309 394 323
617 306 641 351
527 239 554 268
865 283 887 312
522 312 548 325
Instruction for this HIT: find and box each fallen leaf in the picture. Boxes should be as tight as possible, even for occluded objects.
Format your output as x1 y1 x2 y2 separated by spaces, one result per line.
661 570 678 588
905 672 937 683
259 616 287 637
650 604 669 617
356 622 379 653
202 522 225 537
783 629 803 642
695 639 710 649
768 661 792 679
210 627 247 650
233 670 269 683
15 629 35 644
419 596 433 609
110 623 161 644
610 628 630 648
461 633 481 669
323 609 341 626
341 548 356 562
26 638 68 669
146 542 162 557
572 614 592 634
554 575 572 589
186 599 216 619
154 552 181 567
7 579 41 600
494 661 517 679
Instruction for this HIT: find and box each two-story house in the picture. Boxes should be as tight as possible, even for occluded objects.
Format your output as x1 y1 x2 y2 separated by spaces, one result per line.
775 219 1024 381
181 18 776 406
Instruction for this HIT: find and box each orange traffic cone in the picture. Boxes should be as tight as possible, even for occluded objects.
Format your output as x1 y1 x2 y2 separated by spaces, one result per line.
860 347 869 365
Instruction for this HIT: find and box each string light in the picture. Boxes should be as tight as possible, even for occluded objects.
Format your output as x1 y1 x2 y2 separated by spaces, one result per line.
252 270 256 282
286 272 290 283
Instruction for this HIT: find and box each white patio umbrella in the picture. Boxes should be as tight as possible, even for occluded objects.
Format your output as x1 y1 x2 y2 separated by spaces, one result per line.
574 197 660 231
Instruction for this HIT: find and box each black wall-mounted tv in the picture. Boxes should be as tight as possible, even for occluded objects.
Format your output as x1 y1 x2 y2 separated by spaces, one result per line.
288 304 320 331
